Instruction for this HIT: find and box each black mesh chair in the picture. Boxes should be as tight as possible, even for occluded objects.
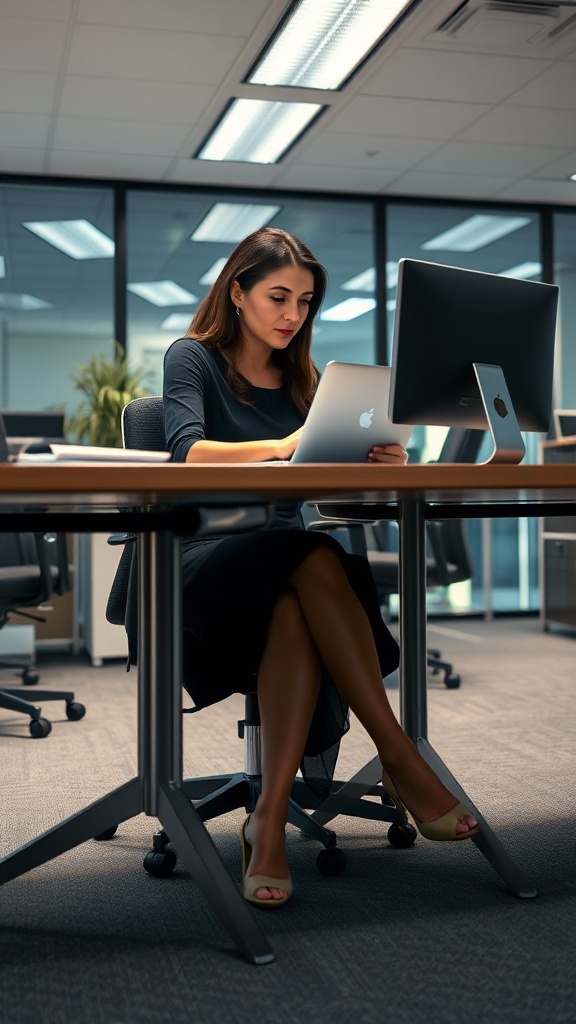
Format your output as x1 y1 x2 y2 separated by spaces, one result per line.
0 414 86 737
102 396 416 877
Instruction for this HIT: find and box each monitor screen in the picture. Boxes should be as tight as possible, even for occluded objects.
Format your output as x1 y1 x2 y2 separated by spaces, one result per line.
553 410 576 438
0 409 66 456
388 259 558 463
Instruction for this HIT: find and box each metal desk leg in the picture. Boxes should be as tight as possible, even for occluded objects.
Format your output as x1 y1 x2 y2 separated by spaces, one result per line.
0 529 274 967
138 531 274 966
398 499 537 900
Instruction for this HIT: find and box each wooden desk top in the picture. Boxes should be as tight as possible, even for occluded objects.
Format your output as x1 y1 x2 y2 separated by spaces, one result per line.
1 461 576 508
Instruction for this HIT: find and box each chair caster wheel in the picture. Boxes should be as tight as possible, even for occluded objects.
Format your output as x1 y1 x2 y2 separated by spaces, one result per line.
144 848 177 877
93 825 118 841
387 822 417 848
29 717 51 738
66 701 86 720
444 674 461 689
23 669 39 685
316 846 347 876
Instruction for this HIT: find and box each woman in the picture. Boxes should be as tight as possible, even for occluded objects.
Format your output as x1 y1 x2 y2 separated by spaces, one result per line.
163 227 478 909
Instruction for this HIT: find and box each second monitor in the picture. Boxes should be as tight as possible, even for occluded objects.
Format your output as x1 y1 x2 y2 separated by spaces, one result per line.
388 259 559 464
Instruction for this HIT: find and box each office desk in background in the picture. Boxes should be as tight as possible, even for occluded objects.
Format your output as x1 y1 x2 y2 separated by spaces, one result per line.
1 461 576 965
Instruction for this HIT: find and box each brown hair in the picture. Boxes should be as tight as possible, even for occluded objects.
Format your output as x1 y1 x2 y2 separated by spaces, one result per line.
187 226 326 413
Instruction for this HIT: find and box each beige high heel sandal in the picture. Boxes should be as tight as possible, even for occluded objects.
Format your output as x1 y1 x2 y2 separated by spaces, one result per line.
381 770 480 842
240 815 292 908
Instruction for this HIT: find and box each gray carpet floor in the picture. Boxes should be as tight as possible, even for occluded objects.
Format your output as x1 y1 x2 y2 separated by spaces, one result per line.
1 616 575 1024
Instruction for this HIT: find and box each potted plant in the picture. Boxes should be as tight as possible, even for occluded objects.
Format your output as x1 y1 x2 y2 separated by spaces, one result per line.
67 342 151 447
68 343 152 663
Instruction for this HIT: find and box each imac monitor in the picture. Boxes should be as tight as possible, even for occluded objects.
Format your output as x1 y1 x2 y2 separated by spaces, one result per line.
388 259 559 464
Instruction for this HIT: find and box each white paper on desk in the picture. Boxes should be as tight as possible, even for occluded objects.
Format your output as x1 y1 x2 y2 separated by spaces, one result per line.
16 444 171 464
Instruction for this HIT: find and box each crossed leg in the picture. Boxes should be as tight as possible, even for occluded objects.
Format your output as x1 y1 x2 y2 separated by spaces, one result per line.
246 546 477 901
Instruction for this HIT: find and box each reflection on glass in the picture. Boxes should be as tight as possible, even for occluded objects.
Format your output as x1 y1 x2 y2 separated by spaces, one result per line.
386 201 543 616
0 183 114 418
126 190 376 392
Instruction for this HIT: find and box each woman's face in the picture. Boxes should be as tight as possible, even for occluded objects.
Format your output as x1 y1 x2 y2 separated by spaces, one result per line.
231 265 315 354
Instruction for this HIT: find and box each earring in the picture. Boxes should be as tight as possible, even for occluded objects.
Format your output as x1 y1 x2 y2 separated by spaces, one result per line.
236 306 240 317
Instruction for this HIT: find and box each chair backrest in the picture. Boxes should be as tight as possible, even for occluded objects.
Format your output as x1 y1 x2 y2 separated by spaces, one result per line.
107 397 167 650
436 427 486 465
122 396 166 452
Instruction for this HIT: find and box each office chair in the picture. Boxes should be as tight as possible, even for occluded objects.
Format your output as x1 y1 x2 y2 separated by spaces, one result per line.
0 414 86 737
99 396 417 877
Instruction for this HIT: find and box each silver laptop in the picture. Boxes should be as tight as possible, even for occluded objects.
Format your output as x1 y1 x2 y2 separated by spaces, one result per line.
289 361 413 464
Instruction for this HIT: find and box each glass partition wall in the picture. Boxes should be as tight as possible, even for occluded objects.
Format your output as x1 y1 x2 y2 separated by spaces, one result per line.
385 200 545 617
1 175 574 618
125 189 376 394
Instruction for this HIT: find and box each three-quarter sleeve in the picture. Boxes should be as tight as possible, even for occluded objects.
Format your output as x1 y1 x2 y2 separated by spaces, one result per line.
163 338 208 462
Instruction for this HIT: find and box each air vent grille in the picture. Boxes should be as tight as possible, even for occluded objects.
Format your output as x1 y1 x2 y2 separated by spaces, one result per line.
436 0 576 49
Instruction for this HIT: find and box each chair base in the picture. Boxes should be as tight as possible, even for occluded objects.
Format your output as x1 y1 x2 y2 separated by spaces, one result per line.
142 767 413 879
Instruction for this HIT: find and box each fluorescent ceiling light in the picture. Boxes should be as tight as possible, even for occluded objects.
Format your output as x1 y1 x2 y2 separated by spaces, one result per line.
342 268 375 292
570 173 576 181
421 214 531 252
191 203 281 243
196 98 322 164
498 262 541 280
22 219 115 259
0 256 5 278
248 0 413 90
199 258 229 286
160 313 194 331
127 281 198 307
341 262 398 293
321 297 376 321
0 292 52 310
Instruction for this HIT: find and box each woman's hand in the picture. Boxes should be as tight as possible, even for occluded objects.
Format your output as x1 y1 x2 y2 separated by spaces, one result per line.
367 443 408 465
274 427 303 461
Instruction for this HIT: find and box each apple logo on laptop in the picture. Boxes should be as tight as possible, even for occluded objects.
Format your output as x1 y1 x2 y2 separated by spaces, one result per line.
494 395 508 419
359 408 375 429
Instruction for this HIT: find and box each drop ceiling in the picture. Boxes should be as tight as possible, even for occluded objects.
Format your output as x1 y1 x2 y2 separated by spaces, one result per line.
2 0 576 391
0 0 575 204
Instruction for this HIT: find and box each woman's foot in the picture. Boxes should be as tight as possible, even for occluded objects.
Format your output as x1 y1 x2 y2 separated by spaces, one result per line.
242 810 292 904
382 747 479 840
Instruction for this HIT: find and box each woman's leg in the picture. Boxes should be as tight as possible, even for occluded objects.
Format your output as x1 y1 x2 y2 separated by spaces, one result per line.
289 547 477 834
244 587 322 901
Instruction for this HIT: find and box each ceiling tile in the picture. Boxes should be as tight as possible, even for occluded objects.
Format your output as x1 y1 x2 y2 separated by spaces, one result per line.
0 15 67 73
364 47 550 104
0 113 50 148
415 141 569 177
166 160 279 188
76 0 272 35
495 179 576 204
0 147 45 173
66 24 244 84
385 170 513 200
503 60 576 110
59 76 214 124
329 96 490 139
47 150 173 179
531 151 576 181
52 117 192 155
272 164 399 194
1 0 73 18
458 105 576 148
0 71 58 114
296 133 441 171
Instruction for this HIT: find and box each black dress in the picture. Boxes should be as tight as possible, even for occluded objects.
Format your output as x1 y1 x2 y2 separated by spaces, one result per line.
163 338 399 791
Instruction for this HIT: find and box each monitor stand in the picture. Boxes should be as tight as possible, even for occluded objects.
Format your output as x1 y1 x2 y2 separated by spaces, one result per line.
473 362 525 465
